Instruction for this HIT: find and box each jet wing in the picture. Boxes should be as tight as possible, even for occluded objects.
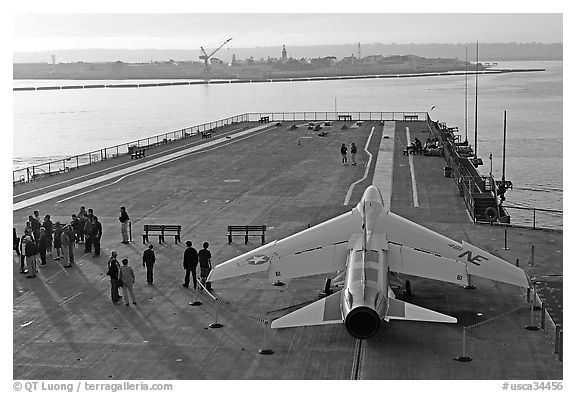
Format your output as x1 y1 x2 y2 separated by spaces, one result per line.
374 211 529 288
271 291 343 329
387 243 470 286
209 209 362 282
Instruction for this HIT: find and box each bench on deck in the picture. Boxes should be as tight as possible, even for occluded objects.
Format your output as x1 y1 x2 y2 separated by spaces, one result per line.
201 131 212 139
142 224 182 244
259 116 270 123
130 148 146 159
403 114 419 122
227 225 267 245
338 114 352 121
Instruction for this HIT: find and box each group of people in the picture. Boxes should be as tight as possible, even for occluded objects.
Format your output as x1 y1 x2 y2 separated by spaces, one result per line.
13 207 100 277
14 205 215 308
340 142 358 166
103 240 213 307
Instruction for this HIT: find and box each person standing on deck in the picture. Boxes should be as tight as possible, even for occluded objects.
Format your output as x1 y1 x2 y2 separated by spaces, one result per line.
119 207 130 244
340 143 348 165
70 214 80 243
183 241 198 289
61 225 75 267
38 227 48 266
91 216 103 257
106 251 121 304
142 244 156 285
84 214 93 253
119 258 137 306
24 233 38 278
350 143 357 166
77 206 87 243
42 215 54 257
53 222 63 260
198 242 212 290
13 228 20 257
29 215 41 244
19 232 29 274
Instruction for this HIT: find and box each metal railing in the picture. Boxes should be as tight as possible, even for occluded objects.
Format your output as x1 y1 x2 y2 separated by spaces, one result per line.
13 113 248 185
502 205 563 231
13 111 426 185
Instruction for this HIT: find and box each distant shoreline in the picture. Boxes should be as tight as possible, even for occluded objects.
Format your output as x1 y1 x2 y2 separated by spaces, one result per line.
13 68 545 92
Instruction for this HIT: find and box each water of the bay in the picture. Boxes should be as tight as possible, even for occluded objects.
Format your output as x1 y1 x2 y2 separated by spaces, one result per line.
13 60 562 228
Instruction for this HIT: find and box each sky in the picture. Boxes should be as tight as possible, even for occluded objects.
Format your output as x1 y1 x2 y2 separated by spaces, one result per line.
11 7 564 53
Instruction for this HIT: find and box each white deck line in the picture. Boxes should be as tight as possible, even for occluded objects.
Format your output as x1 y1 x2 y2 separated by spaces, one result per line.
406 126 420 208
371 121 396 209
343 126 376 205
13 124 271 211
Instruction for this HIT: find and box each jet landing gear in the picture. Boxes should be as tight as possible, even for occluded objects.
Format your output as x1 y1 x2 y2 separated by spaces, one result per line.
318 278 333 298
402 280 412 297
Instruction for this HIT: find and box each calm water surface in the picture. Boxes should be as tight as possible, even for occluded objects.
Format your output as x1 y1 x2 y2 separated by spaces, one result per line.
13 61 562 226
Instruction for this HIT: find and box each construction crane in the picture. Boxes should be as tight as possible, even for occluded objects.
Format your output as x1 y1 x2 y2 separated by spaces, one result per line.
199 38 233 73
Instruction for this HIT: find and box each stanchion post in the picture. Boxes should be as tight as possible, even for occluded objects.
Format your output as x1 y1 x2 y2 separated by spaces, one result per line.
129 222 132 242
554 324 562 354
258 320 274 355
515 258 519 267
525 290 540 331
454 327 472 362
503 229 509 250
530 245 535 266
540 302 546 330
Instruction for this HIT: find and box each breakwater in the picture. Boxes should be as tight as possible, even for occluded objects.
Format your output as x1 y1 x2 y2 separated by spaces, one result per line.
13 68 544 92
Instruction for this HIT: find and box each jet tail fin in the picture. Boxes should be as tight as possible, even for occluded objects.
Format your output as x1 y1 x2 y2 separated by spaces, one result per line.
386 298 457 324
271 291 343 329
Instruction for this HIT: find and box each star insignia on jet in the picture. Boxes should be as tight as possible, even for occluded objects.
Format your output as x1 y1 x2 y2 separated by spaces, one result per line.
246 255 270 265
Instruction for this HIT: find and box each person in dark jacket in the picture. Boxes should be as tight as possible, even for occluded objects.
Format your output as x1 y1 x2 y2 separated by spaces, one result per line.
91 216 103 256
13 228 20 256
182 241 198 289
29 215 41 244
24 233 38 278
142 244 156 284
53 222 63 260
70 214 80 243
340 143 348 165
119 206 130 244
77 207 87 243
106 251 121 304
38 227 48 266
84 214 93 253
198 242 212 290
42 215 54 256
350 142 357 165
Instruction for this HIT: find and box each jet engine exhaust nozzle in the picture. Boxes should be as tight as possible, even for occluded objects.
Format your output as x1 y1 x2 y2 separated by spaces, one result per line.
345 306 381 340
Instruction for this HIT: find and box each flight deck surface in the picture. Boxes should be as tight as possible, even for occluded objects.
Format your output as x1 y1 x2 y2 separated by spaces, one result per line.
13 120 562 379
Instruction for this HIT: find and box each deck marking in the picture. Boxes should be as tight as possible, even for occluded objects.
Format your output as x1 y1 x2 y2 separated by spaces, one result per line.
371 121 395 208
56 127 273 203
344 126 376 205
57 291 82 307
406 126 420 208
14 124 272 210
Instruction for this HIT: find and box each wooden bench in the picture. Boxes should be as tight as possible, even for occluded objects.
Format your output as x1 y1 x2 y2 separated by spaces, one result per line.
338 114 352 121
201 131 212 139
130 148 145 159
259 116 270 123
403 114 419 122
142 224 181 244
227 225 266 245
